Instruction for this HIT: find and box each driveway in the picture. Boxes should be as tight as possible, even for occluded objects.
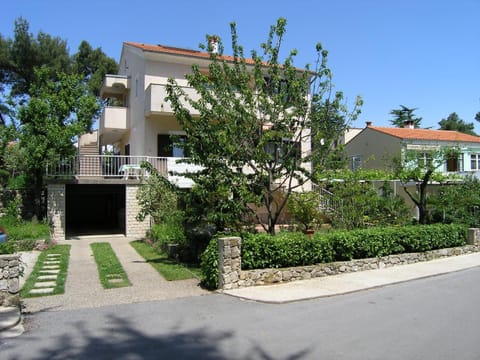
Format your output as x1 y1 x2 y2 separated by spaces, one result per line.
21 236 208 313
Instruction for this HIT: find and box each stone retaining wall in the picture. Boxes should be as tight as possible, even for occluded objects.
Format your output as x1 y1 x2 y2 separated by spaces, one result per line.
0 254 21 306
218 228 480 290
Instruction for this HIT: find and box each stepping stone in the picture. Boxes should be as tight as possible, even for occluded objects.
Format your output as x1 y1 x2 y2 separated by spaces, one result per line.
29 288 54 295
47 254 61 257
42 265 60 270
34 281 57 288
37 275 58 281
39 269 60 274
43 261 60 265
108 278 125 284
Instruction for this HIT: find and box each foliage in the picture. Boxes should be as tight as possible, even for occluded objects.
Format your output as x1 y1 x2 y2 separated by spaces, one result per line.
389 105 422 128
438 112 476 135
200 235 220 289
166 18 361 234
326 179 411 230
393 148 457 224
316 168 395 182
430 177 480 227
287 191 323 230
0 215 50 243
90 242 131 289
147 223 186 247
136 162 182 225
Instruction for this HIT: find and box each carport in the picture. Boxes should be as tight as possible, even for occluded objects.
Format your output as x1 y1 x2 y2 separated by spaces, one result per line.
65 184 126 237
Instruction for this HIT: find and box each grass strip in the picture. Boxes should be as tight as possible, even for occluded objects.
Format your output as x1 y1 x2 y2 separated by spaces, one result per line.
90 242 131 289
130 240 201 281
20 244 71 298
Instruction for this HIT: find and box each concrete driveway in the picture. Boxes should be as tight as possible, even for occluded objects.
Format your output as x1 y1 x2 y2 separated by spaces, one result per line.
21 236 208 313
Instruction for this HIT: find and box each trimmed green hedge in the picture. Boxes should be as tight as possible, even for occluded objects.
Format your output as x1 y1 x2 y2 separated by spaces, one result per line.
200 224 467 289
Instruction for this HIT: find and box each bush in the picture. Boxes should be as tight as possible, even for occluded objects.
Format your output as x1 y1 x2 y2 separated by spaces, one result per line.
200 236 219 289
0 216 50 253
200 224 467 289
148 222 186 247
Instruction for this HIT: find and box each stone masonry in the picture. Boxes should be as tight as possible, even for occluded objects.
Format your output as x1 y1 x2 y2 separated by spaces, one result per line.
47 184 65 241
0 254 21 306
218 228 480 290
126 185 150 239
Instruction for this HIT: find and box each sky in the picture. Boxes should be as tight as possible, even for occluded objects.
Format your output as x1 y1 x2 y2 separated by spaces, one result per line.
2 0 479 131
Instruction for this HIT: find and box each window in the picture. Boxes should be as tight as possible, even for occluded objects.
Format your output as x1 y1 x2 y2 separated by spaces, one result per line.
157 134 187 158
417 152 433 168
265 138 301 164
446 153 463 172
351 155 362 171
471 154 480 171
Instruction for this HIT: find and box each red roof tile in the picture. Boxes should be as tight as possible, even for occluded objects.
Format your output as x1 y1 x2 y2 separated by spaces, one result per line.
124 41 256 65
370 126 480 143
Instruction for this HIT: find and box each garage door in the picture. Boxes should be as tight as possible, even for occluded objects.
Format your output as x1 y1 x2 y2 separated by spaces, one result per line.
66 184 126 237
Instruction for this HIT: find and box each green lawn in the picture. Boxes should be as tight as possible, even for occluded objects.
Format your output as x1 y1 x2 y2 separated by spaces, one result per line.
90 242 131 289
20 244 71 297
130 240 201 281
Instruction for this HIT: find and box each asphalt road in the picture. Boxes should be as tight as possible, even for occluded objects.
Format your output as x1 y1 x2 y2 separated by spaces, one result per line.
2 267 480 360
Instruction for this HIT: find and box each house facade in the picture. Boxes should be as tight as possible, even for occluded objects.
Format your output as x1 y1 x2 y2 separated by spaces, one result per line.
47 41 312 240
345 122 480 175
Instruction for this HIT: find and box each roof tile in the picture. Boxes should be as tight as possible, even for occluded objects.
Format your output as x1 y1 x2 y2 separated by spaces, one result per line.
370 126 480 143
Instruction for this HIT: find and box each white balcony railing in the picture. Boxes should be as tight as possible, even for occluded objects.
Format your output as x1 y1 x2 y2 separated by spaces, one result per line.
46 155 200 187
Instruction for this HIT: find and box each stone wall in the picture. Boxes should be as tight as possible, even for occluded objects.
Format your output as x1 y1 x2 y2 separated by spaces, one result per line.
47 184 65 241
0 254 20 306
218 229 480 290
126 185 150 239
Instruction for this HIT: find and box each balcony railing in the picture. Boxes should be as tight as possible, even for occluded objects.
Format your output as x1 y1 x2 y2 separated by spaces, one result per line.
144 83 201 116
46 155 193 180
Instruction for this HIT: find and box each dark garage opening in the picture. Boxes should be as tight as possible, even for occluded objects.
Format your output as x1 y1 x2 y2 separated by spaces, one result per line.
66 184 126 237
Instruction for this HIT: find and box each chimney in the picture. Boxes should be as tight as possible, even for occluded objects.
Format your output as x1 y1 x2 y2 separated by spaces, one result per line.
366 121 372 127
208 36 219 54
404 120 415 129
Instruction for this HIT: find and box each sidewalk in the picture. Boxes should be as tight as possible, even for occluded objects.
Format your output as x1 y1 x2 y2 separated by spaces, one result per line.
222 252 480 303
21 236 208 313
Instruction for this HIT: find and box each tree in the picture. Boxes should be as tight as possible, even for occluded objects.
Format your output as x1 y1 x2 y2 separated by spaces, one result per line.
393 148 456 224
18 69 99 219
389 105 422 128
166 18 361 234
438 112 476 135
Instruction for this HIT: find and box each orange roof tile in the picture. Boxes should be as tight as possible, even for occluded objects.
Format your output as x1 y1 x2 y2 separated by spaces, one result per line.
370 126 480 143
124 41 256 65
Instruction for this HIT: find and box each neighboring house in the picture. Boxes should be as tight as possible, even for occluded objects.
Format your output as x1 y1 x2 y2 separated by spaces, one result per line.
46 41 312 240
345 122 480 175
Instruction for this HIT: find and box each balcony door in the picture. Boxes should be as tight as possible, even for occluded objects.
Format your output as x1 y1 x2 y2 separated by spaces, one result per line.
157 134 186 158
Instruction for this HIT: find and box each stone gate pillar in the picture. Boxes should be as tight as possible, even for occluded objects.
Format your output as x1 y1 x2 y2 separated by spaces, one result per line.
218 237 242 290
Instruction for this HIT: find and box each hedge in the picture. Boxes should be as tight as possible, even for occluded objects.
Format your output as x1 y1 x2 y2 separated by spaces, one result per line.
200 224 468 289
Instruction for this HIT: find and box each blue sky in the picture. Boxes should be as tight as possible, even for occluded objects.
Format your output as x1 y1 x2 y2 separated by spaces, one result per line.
2 0 479 131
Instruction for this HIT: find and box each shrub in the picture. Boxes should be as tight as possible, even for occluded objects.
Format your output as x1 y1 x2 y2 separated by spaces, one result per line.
0 216 50 253
148 222 186 247
200 236 219 289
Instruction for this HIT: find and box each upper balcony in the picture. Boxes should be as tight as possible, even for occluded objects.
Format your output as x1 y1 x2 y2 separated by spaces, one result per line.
99 106 128 144
101 75 130 99
144 83 201 117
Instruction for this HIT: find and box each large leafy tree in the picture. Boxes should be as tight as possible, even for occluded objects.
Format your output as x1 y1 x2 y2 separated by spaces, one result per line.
0 17 117 215
166 18 361 234
389 105 422 128
18 69 99 218
438 112 476 135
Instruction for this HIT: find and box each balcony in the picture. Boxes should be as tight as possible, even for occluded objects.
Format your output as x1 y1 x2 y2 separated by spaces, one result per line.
46 155 200 188
101 75 130 98
99 106 128 144
144 83 201 117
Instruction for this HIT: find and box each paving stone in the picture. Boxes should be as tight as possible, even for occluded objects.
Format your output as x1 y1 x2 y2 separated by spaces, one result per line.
34 281 57 288
37 275 58 281
39 269 60 274
41 265 60 270
46 254 61 257
29 288 54 295
43 261 60 265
